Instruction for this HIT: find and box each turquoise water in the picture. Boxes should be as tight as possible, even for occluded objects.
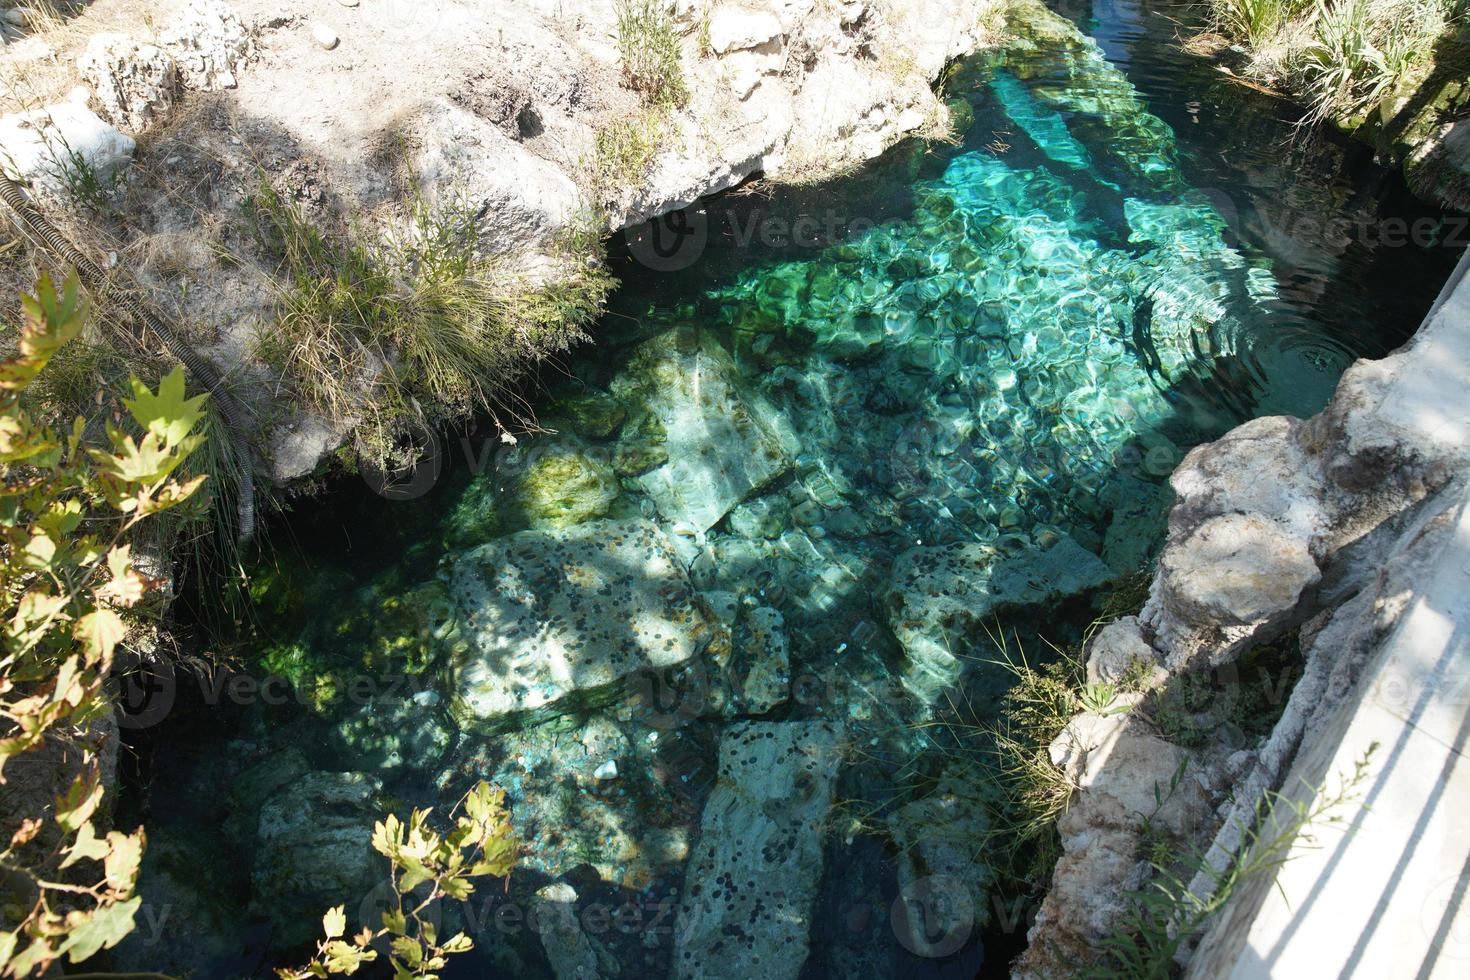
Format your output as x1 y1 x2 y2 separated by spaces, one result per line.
114 3 1463 978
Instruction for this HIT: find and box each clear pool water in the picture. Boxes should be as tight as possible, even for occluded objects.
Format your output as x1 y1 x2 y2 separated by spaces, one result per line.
118 3 1464 978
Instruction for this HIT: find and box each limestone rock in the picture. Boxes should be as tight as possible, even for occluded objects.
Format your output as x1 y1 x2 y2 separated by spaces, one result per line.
1407 116 1470 213
329 698 454 772
77 34 176 133
447 519 716 725
727 494 791 539
252 771 382 946
733 604 789 712
553 387 627 440
159 0 254 91
672 720 843 980
495 433 621 531
887 764 997 935
1084 616 1161 688
0 97 134 205
885 535 1115 700
1019 715 1215 977
1146 513 1319 671
440 713 688 888
709 8 784 54
414 99 585 255
611 329 799 533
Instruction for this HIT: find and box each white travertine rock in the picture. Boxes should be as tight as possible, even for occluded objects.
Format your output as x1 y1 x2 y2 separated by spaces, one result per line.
708 8 784 54
0 98 134 204
159 0 254 91
77 34 177 133
447 519 716 724
1146 513 1320 671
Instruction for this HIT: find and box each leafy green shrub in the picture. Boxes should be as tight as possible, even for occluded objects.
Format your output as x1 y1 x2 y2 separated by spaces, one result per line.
0 273 209 976
1296 0 1455 125
281 781 518 979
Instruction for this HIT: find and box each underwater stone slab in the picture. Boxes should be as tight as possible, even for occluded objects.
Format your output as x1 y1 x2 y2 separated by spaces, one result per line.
446 519 717 725
885 536 1114 701
611 329 799 533
252 771 382 947
672 720 843 980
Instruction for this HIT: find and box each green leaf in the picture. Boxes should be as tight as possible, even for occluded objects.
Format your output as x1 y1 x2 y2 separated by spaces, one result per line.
440 932 472 955
382 908 407 936
124 365 207 448
74 609 126 667
390 936 422 967
55 771 104 833
61 896 141 963
323 905 347 941
58 820 110 870
104 827 145 892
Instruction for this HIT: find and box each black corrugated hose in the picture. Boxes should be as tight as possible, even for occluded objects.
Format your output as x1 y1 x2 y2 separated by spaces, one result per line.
0 172 255 542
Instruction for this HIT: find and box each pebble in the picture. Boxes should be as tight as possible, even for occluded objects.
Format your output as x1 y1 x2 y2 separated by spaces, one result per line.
336 0 360 5
593 759 619 780
312 23 340 49
5 7 36 28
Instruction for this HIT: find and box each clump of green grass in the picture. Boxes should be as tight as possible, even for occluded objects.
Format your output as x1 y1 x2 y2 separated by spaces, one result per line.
1207 0 1311 49
247 180 613 467
615 0 689 108
591 108 668 192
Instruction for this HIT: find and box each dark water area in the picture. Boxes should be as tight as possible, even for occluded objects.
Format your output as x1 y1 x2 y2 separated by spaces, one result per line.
113 2 1463 979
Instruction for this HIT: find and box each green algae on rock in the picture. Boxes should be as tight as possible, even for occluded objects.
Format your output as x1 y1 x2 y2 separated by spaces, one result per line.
256 569 459 713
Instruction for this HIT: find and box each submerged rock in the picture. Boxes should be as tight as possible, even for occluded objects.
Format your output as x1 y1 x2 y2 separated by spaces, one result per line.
495 433 621 531
553 387 628 440
252 771 382 946
611 329 800 533
887 764 999 936
329 697 454 772
885 535 1115 701
447 519 717 726
672 720 844 980
535 883 619 980
440 713 693 889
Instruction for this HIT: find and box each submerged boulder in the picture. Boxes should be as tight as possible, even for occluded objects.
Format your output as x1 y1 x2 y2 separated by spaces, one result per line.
252 770 382 946
446 519 717 726
438 713 693 890
611 329 800 533
495 433 621 531
672 720 843 980
885 535 1115 701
